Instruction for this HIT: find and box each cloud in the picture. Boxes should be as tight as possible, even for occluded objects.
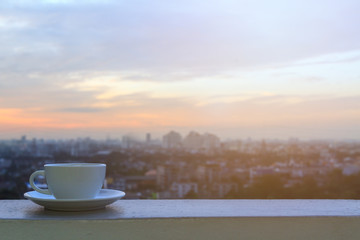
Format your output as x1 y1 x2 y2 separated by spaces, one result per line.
1 1 360 139
1 0 360 77
195 95 360 137
286 50 360 68
56 107 105 113
1 89 360 139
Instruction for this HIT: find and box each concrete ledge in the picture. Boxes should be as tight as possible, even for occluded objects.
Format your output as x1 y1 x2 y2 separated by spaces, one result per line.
2 199 360 219
1 200 360 240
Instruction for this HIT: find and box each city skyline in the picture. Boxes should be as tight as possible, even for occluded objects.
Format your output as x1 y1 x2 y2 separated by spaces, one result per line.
1 0 360 140
1 130 359 143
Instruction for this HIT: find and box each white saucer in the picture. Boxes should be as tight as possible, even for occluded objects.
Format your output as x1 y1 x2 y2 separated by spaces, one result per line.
24 189 125 211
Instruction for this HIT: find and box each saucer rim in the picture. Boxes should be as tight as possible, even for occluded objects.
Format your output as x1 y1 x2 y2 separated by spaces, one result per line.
24 189 125 202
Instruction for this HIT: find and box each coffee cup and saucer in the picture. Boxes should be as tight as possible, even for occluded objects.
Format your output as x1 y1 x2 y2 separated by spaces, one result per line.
24 163 125 211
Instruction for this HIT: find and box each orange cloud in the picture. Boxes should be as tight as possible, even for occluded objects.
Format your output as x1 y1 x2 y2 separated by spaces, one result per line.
0 108 52 126
1 94 359 140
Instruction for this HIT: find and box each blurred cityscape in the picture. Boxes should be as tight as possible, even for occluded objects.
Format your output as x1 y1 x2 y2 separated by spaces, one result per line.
1 131 360 199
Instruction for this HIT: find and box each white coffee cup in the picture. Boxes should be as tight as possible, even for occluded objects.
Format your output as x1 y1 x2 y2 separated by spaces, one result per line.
29 163 106 199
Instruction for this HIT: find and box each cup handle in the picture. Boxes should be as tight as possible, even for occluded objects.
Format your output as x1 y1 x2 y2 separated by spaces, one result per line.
29 170 52 195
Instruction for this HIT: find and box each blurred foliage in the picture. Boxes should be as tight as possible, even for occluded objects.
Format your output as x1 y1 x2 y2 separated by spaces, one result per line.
224 169 360 199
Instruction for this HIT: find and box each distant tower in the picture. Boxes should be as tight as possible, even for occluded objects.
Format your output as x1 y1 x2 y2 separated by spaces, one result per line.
202 133 221 150
122 135 131 149
163 131 182 148
146 133 151 144
183 131 203 150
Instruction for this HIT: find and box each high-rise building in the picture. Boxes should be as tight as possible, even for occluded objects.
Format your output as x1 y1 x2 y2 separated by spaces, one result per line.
163 131 182 149
122 135 132 149
182 131 221 151
156 164 178 190
202 133 221 150
146 133 151 144
183 131 203 150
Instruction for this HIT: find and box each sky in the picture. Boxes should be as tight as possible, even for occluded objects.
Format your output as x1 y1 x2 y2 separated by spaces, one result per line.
0 0 360 140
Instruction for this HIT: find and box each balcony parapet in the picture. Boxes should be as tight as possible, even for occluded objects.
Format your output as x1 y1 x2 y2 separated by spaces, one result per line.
1 199 360 239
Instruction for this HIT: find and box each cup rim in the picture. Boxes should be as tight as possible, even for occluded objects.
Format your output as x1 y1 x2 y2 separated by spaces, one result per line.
45 163 106 167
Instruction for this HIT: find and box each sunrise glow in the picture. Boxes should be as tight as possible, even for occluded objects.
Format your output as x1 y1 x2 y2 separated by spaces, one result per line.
1 0 360 140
